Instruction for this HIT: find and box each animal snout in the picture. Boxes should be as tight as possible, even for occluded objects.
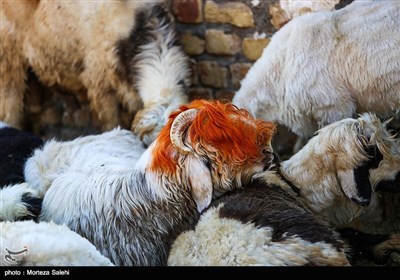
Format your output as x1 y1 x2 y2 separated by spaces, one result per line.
262 149 274 170
350 197 370 207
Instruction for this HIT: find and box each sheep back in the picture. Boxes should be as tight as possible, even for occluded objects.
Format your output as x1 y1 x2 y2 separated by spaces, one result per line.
168 178 349 266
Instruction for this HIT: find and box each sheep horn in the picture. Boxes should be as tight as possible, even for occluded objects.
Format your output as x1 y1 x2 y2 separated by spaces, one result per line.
170 109 198 154
383 117 393 127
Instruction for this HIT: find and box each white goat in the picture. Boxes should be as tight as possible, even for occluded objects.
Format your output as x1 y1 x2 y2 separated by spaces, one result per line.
168 113 400 266
0 0 190 146
0 220 114 266
234 0 400 151
4 100 276 266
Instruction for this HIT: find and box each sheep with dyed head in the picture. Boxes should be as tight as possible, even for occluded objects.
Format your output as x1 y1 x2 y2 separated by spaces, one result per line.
168 113 400 266
3 99 276 266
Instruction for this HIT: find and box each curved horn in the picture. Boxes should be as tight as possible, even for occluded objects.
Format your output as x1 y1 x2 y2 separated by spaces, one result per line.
170 109 198 154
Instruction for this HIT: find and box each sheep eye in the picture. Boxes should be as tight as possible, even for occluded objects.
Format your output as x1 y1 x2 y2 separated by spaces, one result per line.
263 149 272 156
204 158 211 171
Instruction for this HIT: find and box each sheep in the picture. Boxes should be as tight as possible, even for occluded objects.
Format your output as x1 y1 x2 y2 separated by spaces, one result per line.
4 99 276 266
0 0 190 146
280 0 340 18
270 0 341 29
0 122 43 221
168 178 351 266
233 0 400 152
267 113 400 227
168 113 400 266
0 220 114 266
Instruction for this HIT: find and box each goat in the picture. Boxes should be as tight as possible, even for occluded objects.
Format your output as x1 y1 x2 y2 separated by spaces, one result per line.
168 113 400 266
0 0 190 146
0 122 42 221
0 220 114 266
234 0 400 152
4 100 276 266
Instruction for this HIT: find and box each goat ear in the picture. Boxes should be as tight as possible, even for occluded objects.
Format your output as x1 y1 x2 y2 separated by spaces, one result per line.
337 168 371 206
185 155 212 213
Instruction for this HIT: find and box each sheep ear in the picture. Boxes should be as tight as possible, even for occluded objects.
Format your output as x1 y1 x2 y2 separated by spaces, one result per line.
185 155 212 213
337 168 371 206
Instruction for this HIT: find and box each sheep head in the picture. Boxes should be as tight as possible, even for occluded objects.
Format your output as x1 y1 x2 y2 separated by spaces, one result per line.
331 113 392 207
277 113 399 226
312 113 399 209
151 99 276 212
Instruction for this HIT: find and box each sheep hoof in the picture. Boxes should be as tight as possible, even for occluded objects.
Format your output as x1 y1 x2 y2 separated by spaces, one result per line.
21 195 42 221
0 183 42 221
373 234 400 265
131 109 164 146
388 252 400 266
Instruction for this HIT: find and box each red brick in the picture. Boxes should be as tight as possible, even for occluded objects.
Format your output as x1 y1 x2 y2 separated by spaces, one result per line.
172 0 203 23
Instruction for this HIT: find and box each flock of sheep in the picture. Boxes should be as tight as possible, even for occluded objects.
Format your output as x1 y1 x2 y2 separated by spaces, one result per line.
0 0 399 266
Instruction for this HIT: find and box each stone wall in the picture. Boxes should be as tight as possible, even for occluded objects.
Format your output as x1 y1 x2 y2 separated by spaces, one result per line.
170 0 279 102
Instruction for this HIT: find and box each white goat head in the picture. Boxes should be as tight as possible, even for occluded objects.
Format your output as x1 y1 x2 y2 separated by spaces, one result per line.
148 99 277 212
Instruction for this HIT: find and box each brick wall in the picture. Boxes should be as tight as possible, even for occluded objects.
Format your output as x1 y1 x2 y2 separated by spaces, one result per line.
170 0 279 102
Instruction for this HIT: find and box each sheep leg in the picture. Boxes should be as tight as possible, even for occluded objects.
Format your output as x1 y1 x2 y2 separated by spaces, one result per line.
86 88 120 131
0 38 27 129
131 47 188 146
0 183 42 221
289 118 317 153
338 227 400 265
131 76 188 147
131 94 187 146
131 102 163 146
373 234 400 265
293 136 308 153
81 49 122 131
129 4 189 146
291 104 355 153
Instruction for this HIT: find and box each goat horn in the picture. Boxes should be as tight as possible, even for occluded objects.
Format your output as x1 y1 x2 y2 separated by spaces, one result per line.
170 109 198 154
